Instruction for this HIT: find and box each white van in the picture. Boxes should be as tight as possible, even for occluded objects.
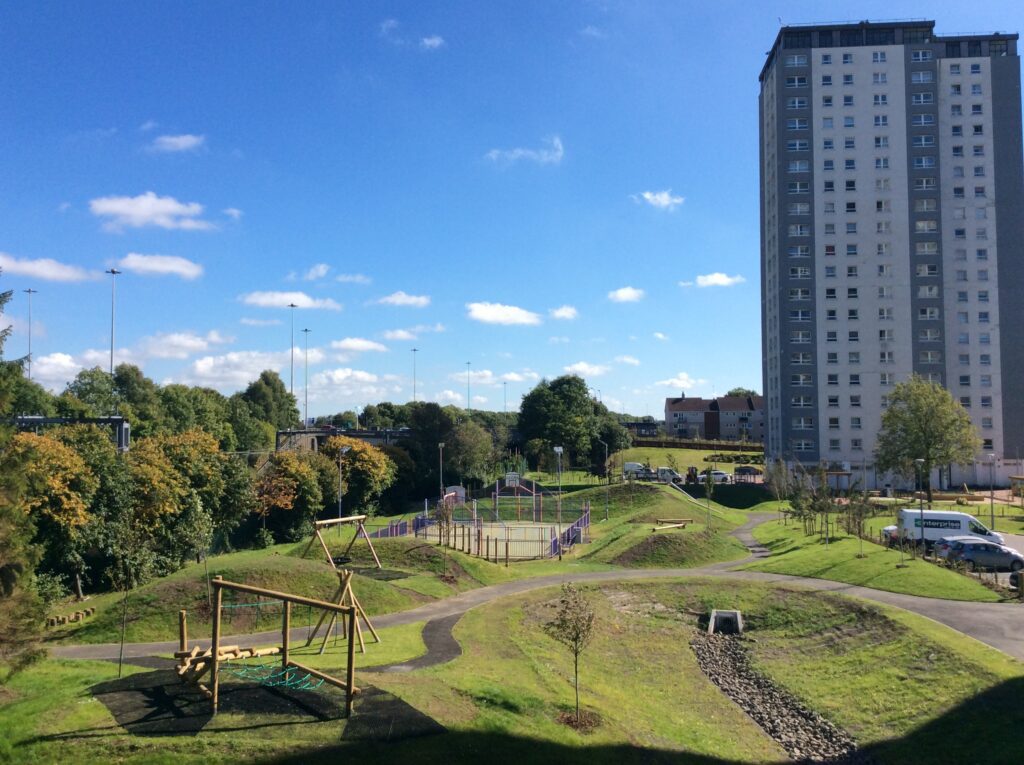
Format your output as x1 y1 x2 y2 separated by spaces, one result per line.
623 462 645 477
897 509 1004 546
657 467 683 483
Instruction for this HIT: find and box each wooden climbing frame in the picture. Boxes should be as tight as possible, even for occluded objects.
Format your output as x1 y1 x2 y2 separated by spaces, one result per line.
651 518 693 532
177 577 360 717
304 568 380 655
303 515 382 570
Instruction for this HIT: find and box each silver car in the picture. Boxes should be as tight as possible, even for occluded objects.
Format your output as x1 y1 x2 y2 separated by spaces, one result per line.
934 535 986 560
949 540 1024 572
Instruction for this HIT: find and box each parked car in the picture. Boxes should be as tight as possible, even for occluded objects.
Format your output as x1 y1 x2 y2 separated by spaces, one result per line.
948 540 1024 572
699 469 732 484
656 467 683 483
897 509 1004 548
934 535 986 560
734 466 763 477
636 467 658 481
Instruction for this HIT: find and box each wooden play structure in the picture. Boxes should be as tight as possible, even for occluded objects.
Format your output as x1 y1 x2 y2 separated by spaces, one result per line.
175 576 360 716
303 515 382 570
651 518 693 533
47 606 96 627
303 568 380 655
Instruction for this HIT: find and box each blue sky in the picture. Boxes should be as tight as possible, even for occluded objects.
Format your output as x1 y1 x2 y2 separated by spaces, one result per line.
3 1 1022 417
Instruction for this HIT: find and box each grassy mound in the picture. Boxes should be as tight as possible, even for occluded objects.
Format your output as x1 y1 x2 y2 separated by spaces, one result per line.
610 529 748 568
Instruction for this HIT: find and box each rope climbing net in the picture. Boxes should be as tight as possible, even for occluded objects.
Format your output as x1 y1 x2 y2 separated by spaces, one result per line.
220 657 325 691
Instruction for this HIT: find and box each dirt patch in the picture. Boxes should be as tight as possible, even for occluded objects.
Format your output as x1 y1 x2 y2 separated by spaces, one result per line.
611 532 715 568
603 588 691 621
556 709 602 733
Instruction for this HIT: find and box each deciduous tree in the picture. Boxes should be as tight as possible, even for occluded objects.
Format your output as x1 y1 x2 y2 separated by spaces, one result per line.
543 582 596 724
874 375 980 503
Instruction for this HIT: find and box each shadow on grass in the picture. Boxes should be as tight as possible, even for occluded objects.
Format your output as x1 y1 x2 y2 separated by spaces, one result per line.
861 675 1024 764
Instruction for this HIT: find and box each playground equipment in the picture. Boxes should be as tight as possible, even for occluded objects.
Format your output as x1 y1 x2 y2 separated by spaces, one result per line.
176 576 360 716
304 568 379 655
303 514 382 569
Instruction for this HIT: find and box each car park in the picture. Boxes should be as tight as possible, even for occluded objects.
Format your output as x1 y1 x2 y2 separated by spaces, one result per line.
948 540 1024 572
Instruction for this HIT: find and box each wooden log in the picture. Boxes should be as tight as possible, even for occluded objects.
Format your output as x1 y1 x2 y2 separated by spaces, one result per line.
211 582 223 714
345 599 357 717
315 528 337 570
179 610 188 653
314 515 369 528
357 522 382 569
652 522 690 532
655 518 693 524
284 660 357 694
211 578 355 616
282 601 291 669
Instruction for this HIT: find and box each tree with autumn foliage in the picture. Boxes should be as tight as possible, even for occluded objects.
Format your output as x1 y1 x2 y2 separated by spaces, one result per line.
321 435 397 517
255 451 323 542
11 432 100 594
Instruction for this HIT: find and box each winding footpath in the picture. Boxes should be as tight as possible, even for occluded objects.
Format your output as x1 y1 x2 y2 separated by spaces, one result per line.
54 513 1024 664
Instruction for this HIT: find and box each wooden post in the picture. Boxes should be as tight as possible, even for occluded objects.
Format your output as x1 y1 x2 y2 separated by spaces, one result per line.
211 577 223 714
179 610 188 653
282 601 291 669
315 528 337 570
505 540 509 567
345 593 357 718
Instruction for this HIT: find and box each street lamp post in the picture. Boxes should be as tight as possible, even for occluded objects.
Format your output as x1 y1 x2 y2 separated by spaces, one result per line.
336 446 351 521
503 381 507 415
23 288 37 380
554 446 564 560
411 348 418 402
988 453 996 531
466 361 471 412
597 438 609 521
301 328 311 426
438 442 445 502
104 269 121 376
915 458 925 555
287 303 298 396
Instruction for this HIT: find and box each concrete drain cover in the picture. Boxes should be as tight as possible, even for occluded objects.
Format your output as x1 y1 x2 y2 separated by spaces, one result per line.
708 609 743 635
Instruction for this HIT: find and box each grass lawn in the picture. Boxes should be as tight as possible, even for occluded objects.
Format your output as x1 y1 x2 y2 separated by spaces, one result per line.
863 502 1024 537
619 446 763 474
7 579 1022 764
742 520 1003 602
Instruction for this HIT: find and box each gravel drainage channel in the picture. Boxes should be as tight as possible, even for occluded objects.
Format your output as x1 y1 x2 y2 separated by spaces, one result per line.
690 633 867 764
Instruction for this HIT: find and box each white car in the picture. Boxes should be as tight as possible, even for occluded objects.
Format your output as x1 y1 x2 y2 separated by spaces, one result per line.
703 470 732 484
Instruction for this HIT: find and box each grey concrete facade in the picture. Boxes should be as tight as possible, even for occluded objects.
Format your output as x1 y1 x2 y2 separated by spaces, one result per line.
760 21 1023 477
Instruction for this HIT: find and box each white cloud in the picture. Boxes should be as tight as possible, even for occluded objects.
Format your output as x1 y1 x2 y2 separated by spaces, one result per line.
579 25 606 39
240 317 281 327
472 395 488 405
653 332 668 341
223 207 243 221
633 189 684 210
313 367 379 386
694 272 746 288
89 191 215 231
615 355 640 366
564 361 609 377
678 281 694 288
486 136 564 166
608 286 644 303
549 336 569 344
379 18 400 37
382 322 445 341
436 389 462 404
150 134 205 153
139 120 158 132
656 372 707 389
377 290 430 308
466 302 541 326
186 348 325 390
420 35 445 50
303 263 330 281
239 291 342 310
0 252 95 282
331 337 388 353
140 330 231 359
337 273 371 284
118 252 203 280
550 305 578 320
33 352 82 390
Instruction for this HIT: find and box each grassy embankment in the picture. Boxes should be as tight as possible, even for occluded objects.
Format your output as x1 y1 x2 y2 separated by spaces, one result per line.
49 484 750 645
6 579 1022 764
743 517 1005 602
